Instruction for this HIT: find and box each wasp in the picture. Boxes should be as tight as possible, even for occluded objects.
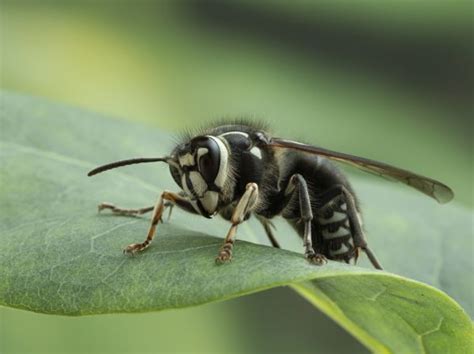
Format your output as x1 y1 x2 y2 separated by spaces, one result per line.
88 121 454 270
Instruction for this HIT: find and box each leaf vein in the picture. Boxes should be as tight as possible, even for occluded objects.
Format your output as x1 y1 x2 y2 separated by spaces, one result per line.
100 259 127 283
367 286 387 302
90 220 140 251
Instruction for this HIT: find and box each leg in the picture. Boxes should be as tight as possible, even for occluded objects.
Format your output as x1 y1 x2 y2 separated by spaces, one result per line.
216 183 259 264
98 192 198 219
255 214 280 248
98 203 154 216
285 174 326 265
123 191 195 254
337 185 383 270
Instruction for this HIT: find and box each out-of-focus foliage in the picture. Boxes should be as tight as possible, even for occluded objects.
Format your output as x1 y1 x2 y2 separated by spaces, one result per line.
1 1 472 207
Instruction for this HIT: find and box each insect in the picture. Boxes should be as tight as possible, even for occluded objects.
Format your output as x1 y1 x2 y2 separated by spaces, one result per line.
88 121 454 270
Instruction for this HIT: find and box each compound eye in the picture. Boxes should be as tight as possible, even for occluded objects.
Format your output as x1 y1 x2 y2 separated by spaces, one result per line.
195 138 220 184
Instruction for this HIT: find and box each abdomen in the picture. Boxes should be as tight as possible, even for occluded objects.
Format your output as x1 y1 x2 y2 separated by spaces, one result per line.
278 152 360 263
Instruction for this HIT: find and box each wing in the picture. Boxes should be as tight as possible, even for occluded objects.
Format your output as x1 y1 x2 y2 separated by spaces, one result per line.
269 138 454 204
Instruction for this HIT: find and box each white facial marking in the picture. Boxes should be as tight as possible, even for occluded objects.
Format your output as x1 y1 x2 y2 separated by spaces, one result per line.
189 199 201 214
199 191 219 215
182 175 192 196
318 211 346 225
331 243 349 256
340 203 347 211
179 153 195 167
250 146 262 159
207 136 228 188
189 171 207 195
219 131 249 138
197 147 208 160
322 227 349 239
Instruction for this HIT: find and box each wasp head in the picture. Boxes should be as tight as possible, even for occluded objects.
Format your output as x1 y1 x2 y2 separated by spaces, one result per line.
169 135 229 217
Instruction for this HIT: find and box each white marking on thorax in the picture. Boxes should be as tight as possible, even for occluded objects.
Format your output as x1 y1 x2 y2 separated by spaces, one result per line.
340 203 347 211
322 227 349 239
318 211 346 225
179 153 195 167
208 136 228 189
219 131 249 138
189 199 201 214
250 146 262 159
182 175 192 196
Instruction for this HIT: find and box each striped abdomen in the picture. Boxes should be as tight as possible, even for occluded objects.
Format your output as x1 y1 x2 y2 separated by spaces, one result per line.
315 196 357 263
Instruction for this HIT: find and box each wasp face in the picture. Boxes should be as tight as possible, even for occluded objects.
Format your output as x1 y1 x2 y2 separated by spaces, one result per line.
170 135 229 217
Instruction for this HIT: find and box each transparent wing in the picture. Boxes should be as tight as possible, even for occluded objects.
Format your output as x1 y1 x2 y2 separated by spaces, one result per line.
269 138 454 204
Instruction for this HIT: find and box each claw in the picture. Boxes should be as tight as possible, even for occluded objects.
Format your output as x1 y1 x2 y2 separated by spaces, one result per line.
353 247 361 265
123 243 145 255
98 202 114 213
306 251 327 266
215 250 232 265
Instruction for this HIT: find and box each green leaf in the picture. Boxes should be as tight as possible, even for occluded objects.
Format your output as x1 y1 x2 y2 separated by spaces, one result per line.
292 278 471 354
0 92 472 353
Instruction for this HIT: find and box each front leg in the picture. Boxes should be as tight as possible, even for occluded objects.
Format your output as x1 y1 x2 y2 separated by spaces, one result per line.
216 183 259 264
123 191 196 254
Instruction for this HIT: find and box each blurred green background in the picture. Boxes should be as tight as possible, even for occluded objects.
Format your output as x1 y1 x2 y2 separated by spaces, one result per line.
1 1 472 353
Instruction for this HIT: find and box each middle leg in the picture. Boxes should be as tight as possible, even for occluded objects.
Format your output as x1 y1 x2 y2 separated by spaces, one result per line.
98 203 154 216
255 214 280 248
98 191 197 220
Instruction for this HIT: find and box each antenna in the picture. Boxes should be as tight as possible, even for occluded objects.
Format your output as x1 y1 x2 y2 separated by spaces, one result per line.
87 157 170 176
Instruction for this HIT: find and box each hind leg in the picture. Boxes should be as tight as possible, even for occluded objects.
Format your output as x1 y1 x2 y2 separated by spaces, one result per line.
337 185 383 270
283 174 327 265
317 184 383 270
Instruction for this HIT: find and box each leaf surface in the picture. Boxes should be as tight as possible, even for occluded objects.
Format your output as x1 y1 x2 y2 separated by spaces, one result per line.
0 92 471 353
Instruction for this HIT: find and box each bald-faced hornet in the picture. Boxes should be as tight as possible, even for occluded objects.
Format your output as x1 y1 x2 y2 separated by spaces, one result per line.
88 121 454 270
